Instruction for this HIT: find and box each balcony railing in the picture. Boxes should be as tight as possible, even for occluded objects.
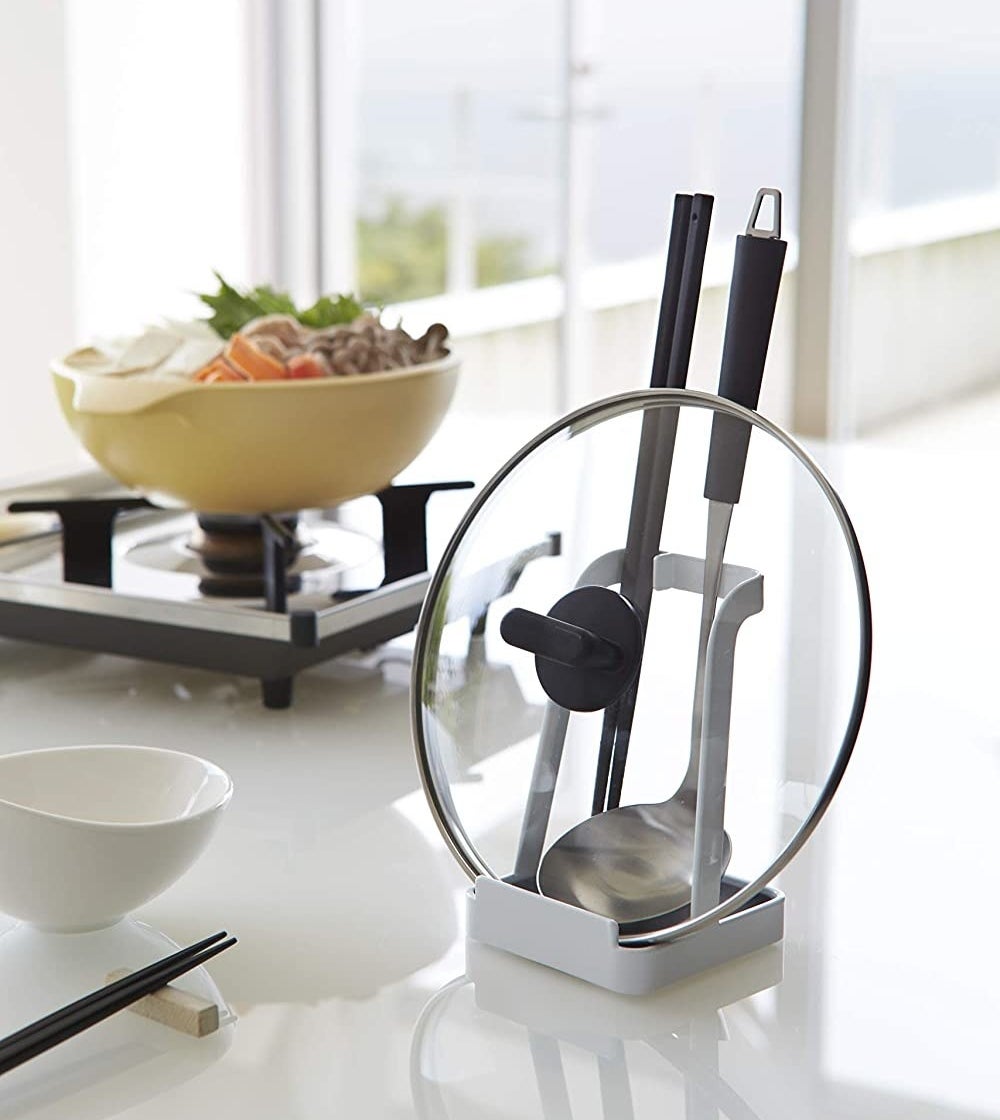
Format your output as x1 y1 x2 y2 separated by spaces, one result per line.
388 190 1000 431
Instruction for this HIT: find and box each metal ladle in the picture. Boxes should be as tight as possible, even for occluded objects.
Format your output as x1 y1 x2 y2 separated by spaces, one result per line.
537 190 787 927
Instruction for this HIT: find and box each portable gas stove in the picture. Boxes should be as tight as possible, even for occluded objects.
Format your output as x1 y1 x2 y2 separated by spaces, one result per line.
0 470 486 708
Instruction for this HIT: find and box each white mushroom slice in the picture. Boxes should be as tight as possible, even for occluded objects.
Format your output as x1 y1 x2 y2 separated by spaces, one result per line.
116 328 183 372
242 314 308 349
160 336 224 377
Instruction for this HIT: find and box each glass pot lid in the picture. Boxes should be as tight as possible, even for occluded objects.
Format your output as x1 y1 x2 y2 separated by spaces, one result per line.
412 389 871 945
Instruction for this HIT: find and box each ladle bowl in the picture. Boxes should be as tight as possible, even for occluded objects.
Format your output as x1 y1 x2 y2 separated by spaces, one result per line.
537 799 732 926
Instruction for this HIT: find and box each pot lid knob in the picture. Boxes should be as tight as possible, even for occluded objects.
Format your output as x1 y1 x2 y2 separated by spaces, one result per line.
500 586 643 713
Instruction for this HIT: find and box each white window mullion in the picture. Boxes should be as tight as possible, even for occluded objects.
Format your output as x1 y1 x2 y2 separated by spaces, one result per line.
243 0 282 287
558 0 601 412
317 0 360 296
793 0 857 438
247 0 324 302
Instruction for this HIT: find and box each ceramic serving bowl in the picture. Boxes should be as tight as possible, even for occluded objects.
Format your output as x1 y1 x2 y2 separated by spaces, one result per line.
51 353 460 514
0 745 232 933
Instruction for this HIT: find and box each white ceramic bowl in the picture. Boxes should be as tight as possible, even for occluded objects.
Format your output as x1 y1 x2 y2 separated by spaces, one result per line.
0 745 233 932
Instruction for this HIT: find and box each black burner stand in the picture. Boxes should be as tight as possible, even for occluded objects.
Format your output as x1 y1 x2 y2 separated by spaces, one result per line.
9 482 472 709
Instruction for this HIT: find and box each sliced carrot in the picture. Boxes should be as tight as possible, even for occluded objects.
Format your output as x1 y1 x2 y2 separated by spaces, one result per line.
194 357 249 383
199 368 243 384
287 353 327 380
226 332 287 381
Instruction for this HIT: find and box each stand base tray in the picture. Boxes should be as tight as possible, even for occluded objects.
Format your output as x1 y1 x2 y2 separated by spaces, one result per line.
467 875 784 996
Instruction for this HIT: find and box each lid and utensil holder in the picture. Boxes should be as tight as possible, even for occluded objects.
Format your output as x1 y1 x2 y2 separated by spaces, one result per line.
411 189 872 995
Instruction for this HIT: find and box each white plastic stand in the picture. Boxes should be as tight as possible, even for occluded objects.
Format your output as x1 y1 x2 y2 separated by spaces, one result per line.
468 877 783 996
466 548 785 996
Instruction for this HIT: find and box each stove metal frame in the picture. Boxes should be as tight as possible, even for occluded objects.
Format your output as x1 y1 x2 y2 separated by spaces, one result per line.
0 480 479 708
0 569 431 709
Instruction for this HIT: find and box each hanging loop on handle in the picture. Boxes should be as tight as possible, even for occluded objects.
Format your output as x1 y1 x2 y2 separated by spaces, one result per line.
745 186 782 239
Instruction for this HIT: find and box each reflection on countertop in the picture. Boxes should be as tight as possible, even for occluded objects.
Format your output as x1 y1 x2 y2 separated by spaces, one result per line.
414 941 784 1120
0 920 233 1119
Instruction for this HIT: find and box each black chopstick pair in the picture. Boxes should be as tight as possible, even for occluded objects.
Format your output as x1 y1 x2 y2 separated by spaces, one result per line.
590 192 714 816
0 930 236 1077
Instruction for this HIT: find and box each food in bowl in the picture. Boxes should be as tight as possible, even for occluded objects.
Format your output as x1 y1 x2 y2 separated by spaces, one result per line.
50 275 459 513
64 273 451 387
195 314 449 383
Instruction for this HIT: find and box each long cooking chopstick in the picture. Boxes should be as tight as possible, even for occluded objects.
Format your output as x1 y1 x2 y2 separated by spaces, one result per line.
0 931 236 1076
592 193 714 815
589 193 693 814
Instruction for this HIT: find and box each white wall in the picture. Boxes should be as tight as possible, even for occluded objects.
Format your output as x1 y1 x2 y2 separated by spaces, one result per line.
0 0 255 481
65 0 253 336
0 0 80 478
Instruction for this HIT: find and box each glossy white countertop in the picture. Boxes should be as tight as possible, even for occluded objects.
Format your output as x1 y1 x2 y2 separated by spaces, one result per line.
0 402 997 1118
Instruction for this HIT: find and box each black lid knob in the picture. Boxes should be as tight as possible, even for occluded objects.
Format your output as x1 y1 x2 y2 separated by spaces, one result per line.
501 586 643 713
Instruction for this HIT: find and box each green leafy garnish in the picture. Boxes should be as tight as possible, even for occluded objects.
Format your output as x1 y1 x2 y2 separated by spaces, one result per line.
197 272 365 338
297 293 365 329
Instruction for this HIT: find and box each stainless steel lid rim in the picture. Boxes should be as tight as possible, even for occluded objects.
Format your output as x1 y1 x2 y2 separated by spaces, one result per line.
411 388 873 948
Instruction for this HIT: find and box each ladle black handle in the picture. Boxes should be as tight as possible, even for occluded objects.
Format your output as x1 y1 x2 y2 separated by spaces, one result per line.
704 188 787 506
501 608 623 671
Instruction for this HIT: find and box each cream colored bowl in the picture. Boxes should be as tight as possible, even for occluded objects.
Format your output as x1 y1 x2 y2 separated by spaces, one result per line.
52 353 459 514
0 745 232 932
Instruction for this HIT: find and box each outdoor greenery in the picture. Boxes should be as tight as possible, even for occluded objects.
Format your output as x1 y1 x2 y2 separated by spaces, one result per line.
357 197 542 304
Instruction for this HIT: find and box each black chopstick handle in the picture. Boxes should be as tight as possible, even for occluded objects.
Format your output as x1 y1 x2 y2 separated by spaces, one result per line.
649 194 692 387
0 930 228 1054
592 193 708 816
603 194 714 813
0 935 236 1076
598 193 715 815
666 193 714 389
704 216 786 506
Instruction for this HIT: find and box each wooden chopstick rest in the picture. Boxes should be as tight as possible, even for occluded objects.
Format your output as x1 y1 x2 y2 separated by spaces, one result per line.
105 969 220 1038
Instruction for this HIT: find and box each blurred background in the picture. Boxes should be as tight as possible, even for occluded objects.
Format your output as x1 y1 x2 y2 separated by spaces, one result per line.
0 0 997 474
